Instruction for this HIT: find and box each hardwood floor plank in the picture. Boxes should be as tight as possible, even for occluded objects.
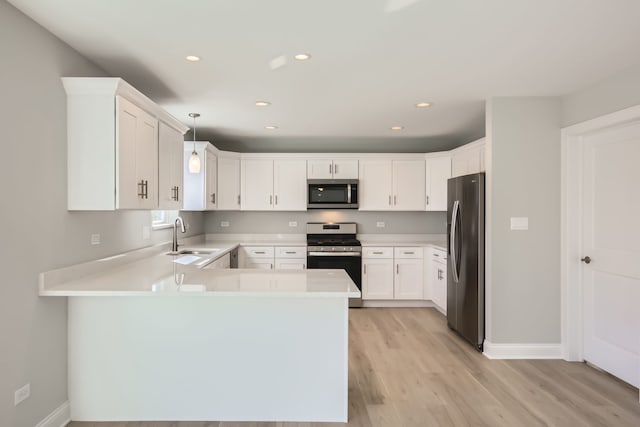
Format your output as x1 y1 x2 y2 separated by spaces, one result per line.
69 308 640 427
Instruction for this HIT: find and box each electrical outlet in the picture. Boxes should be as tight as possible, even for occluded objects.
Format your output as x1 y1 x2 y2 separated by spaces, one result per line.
288 221 298 227
220 221 230 228
142 226 151 240
510 217 529 231
14 383 30 406
90 234 101 245
376 222 385 228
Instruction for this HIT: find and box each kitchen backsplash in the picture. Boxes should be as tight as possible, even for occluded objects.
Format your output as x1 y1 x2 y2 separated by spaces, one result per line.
204 211 447 234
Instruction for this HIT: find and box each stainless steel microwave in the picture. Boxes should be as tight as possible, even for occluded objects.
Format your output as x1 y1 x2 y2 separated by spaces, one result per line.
307 179 358 209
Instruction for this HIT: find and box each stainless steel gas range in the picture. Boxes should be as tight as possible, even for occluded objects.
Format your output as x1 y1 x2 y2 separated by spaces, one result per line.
306 222 362 307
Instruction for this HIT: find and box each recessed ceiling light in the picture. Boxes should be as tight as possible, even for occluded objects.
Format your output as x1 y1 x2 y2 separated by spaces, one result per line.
415 102 432 108
265 125 278 130
390 126 404 131
255 101 271 107
185 55 201 62
294 53 311 61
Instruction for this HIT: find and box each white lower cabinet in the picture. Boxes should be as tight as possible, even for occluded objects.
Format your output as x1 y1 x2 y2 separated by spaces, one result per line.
239 246 274 269
275 246 306 269
240 245 307 270
362 247 424 300
430 248 447 313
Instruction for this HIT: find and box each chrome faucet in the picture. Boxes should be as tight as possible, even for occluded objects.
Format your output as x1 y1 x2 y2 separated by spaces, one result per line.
172 216 186 252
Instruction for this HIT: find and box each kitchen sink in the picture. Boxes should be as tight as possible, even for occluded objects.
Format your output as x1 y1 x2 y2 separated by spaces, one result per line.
166 249 220 256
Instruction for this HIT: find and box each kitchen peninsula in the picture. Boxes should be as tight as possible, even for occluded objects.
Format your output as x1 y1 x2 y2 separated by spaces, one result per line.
39 244 359 423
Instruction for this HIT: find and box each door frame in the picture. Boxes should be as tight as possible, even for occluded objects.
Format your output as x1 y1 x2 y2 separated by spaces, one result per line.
560 104 640 361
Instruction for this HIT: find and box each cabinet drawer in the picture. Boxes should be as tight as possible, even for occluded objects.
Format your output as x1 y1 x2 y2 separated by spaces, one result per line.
275 246 306 258
431 248 447 261
363 247 393 258
243 246 275 258
394 247 424 259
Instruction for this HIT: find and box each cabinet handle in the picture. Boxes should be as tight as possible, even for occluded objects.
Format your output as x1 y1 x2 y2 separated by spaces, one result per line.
404 251 415 255
364 264 367 274
270 263 273 269
373 251 383 254
394 195 397 205
138 180 145 199
329 164 333 175
285 251 296 254
254 251 266 254
388 195 392 205
396 264 399 274
237 195 241 205
426 195 430 205
433 253 439 257
145 180 149 199
334 164 339 174
275 195 278 205
211 193 216 204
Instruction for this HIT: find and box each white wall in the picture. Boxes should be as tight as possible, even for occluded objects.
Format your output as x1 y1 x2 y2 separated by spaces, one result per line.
205 211 447 235
486 97 562 344
562 63 640 127
0 2 203 426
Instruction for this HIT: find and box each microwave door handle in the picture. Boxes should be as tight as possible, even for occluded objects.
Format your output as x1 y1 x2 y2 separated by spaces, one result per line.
347 184 352 204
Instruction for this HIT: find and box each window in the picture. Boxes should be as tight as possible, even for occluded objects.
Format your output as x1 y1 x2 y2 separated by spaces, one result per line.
151 210 179 229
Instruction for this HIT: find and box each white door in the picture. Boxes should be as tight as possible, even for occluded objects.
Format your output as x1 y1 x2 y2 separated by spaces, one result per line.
392 160 425 210
158 122 183 210
241 159 274 210
426 156 451 211
332 159 359 179
217 157 240 210
275 259 306 269
432 258 447 313
362 259 394 300
394 259 424 300
274 160 307 211
205 150 217 210
582 122 640 389
359 160 393 210
307 159 333 179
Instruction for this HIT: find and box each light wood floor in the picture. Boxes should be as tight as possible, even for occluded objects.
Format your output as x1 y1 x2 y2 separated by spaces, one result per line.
69 308 640 427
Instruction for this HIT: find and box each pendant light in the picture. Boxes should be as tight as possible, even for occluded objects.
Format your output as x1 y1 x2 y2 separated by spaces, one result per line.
188 113 201 173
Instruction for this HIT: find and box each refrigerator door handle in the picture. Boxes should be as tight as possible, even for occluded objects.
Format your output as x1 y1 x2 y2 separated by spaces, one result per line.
450 200 460 283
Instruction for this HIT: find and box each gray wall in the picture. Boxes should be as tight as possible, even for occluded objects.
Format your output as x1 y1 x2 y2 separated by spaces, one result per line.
562 63 640 127
0 3 204 426
486 97 561 344
205 211 446 235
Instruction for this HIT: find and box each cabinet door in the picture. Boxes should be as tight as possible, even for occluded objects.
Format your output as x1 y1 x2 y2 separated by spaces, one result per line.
246 260 274 269
241 159 274 210
392 160 425 211
274 160 307 211
426 156 451 211
358 160 393 210
307 159 333 179
432 259 447 313
205 150 217 210
117 96 158 209
217 156 240 210
158 122 184 210
275 259 306 269
333 159 358 179
394 259 424 299
362 259 394 299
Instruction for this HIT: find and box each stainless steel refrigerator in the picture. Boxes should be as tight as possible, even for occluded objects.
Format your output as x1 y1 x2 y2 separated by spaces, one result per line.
447 172 485 352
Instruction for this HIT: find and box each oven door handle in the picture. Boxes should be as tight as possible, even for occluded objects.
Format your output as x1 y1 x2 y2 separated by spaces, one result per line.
308 252 362 257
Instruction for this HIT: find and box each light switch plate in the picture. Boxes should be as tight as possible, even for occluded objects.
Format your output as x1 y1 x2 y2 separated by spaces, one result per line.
90 234 101 245
376 222 385 228
220 221 230 228
510 217 529 231
288 221 298 227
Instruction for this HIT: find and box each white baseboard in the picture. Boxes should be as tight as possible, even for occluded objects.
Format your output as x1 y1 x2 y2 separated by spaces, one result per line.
362 300 436 308
483 340 562 359
36 401 70 427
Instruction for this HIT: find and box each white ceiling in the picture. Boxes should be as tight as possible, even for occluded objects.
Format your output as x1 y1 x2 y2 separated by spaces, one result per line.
9 0 640 151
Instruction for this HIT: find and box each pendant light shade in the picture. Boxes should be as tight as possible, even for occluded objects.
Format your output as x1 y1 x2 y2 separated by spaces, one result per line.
188 113 201 174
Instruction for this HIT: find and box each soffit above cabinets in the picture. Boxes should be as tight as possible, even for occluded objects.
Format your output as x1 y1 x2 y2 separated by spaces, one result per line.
9 0 640 151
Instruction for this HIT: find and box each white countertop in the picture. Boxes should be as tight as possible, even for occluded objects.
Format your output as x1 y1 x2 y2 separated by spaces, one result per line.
359 240 446 250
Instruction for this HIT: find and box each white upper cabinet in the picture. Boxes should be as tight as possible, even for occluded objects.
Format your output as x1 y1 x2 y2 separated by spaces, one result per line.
242 159 307 211
307 159 358 179
359 159 425 211
358 160 393 210
392 160 425 211
63 77 187 211
217 155 241 210
274 160 307 210
182 141 217 211
158 122 184 210
241 159 274 210
425 155 451 211
451 138 485 177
